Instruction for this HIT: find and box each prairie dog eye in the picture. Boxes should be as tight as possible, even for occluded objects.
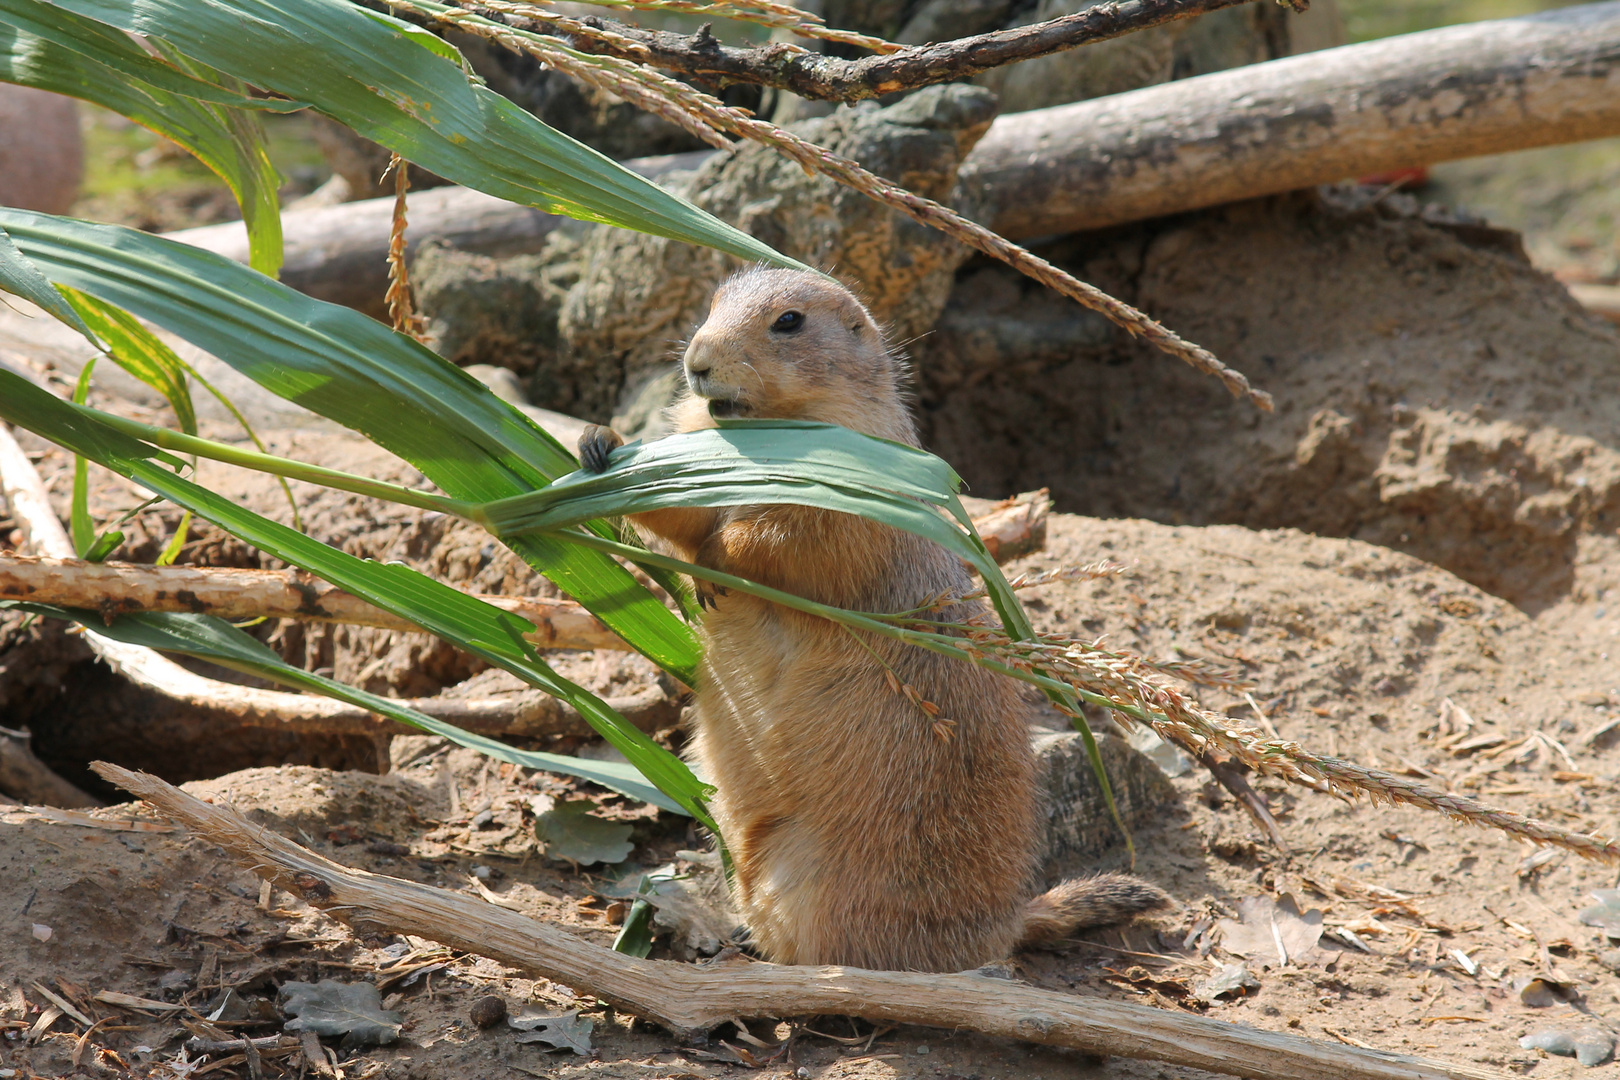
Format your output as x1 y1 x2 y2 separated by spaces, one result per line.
771 310 805 334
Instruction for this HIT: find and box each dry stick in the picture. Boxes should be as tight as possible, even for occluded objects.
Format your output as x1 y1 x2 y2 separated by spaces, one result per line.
0 555 622 650
406 3 1272 411
0 425 673 739
510 0 903 56
1196 750 1289 855
97 762 1510 1080
0 495 1044 641
480 0 1265 101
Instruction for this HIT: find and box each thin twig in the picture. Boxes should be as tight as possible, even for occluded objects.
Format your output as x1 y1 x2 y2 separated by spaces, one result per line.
394 0 1272 409
1197 749 1289 855
96 762 1512 1080
474 0 1268 102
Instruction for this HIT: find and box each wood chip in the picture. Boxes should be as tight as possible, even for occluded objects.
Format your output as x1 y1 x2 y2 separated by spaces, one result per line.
1445 732 1507 755
31 981 94 1028
94 990 185 1013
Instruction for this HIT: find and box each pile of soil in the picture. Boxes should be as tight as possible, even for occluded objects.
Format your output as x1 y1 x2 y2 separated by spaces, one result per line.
919 187 1620 624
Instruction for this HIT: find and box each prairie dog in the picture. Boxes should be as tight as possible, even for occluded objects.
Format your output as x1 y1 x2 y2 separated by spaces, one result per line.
580 268 1168 970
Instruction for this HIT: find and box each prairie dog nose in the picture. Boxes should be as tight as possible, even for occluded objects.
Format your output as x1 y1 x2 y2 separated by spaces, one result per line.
684 334 715 376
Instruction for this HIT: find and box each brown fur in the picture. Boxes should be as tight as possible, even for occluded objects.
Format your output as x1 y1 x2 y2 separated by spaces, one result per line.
580 268 1170 970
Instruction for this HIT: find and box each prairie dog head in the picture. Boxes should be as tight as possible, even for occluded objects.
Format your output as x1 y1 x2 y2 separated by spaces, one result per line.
680 269 914 443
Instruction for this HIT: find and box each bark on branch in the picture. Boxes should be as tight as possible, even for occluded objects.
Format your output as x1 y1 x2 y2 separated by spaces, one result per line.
0 555 621 650
0 500 1046 648
0 425 671 740
966 0 1620 237
495 0 1265 103
98 762 1511 1080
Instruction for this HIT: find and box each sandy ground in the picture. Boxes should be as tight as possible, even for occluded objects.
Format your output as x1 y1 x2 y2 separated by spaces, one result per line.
6 508 1620 1079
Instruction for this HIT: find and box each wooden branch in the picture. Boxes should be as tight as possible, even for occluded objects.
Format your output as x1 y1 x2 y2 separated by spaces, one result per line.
1570 283 1620 324
0 425 673 739
964 488 1051 565
0 502 1045 639
966 0 1620 238
96 762 1509 1080
0 555 622 650
1197 750 1289 855
166 152 709 315
486 0 1263 103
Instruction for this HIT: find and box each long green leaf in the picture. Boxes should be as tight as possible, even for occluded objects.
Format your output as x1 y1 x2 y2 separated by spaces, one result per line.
0 209 702 684
0 0 305 109
69 355 97 556
0 367 716 827
0 13 285 275
62 287 198 434
1 602 680 811
39 0 805 268
481 420 998 574
0 224 93 341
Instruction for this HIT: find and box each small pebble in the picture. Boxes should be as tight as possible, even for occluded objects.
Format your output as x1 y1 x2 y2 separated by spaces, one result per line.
915 1045 929 1056
471 865 493 881
795 1069 811 1079
469 995 508 1030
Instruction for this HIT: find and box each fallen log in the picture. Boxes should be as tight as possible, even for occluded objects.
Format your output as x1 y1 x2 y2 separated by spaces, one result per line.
1570 282 1620 324
966 0 1620 237
166 3 1620 310
171 151 709 315
96 761 1512 1080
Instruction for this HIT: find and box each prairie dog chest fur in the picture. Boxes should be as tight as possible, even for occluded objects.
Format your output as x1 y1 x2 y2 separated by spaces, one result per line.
578 268 1169 971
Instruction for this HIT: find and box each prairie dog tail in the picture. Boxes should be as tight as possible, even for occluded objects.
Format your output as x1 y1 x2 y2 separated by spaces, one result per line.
1018 874 1173 948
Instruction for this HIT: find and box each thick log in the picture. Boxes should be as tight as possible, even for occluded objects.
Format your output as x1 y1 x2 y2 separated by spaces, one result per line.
166 4 1620 310
966 1 1620 238
171 151 709 316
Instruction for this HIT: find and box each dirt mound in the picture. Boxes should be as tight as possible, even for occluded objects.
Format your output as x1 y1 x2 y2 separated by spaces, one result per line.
919 188 1620 620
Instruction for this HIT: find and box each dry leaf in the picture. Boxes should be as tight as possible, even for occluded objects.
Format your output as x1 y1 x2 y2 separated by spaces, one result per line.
1214 894 1325 968
509 1008 593 1054
279 980 402 1049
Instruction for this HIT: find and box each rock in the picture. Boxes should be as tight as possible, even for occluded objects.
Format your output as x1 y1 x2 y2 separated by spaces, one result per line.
0 86 83 214
452 33 716 162
1521 1027 1616 1067
1034 729 1178 875
554 84 998 432
307 113 447 201
413 233 583 376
